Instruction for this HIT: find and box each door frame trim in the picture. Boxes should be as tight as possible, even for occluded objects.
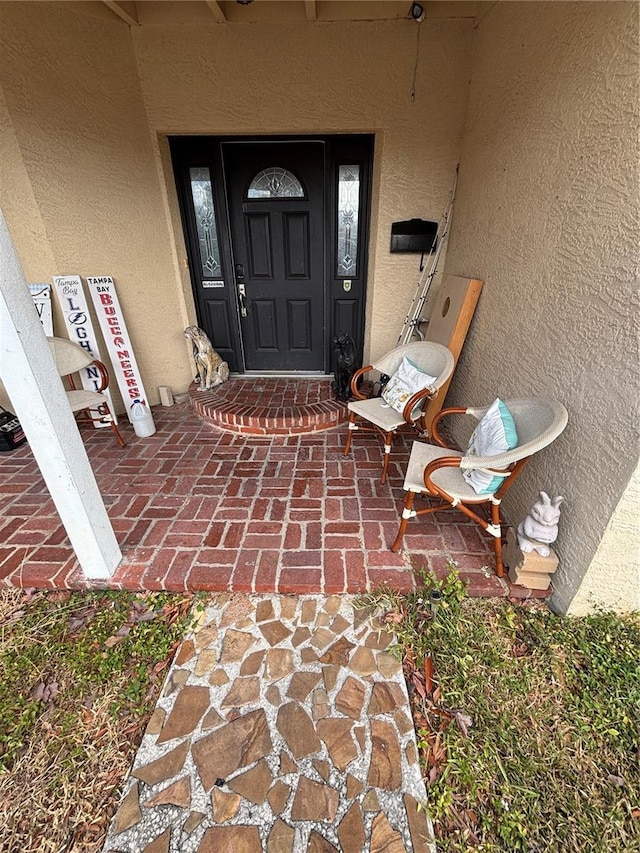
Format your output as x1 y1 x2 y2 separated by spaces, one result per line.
170 133 374 375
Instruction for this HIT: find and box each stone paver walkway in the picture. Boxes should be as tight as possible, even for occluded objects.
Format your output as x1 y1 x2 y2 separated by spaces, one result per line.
103 593 434 852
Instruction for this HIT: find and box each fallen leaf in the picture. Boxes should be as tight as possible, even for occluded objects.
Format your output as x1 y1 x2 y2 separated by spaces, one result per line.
44 681 58 703
606 774 626 787
48 591 72 604
431 738 446 765
32 680 58 704
135 610 157 623
414 712 428 729
67 606 97 632
454 711 473 737
80 707 94 725
424 656 434 693
32 682 45 702
412 673 426 699
104 635 123 648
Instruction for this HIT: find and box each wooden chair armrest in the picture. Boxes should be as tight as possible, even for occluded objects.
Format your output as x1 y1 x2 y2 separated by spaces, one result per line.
430 406 468 447
350 364 374 400
401 386 437 425
90 359 110 393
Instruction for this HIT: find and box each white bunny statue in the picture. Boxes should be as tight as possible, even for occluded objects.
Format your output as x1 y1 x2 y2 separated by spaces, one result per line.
517 492 564 557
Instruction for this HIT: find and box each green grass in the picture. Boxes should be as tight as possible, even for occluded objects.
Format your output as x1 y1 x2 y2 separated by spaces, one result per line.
361 573 640 852
0 588 204 852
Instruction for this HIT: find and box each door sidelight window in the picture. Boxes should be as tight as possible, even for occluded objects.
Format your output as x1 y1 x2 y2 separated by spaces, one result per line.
189 167 222 277
336 164 360 277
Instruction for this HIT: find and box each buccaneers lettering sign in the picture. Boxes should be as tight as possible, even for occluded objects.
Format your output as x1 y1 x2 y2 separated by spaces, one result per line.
86 276 148 424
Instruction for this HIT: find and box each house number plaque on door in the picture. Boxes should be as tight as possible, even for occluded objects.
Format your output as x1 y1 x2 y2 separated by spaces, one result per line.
343 279 352 292
202 280 224 288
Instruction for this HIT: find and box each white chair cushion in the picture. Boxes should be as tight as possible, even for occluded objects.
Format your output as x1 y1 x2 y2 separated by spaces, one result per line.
66 389 109 413
404 441 490 504
347 398 406 431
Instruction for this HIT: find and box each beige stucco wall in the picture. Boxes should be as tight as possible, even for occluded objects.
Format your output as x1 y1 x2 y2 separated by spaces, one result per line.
443 1 640 612
0 2 473 412
0 3 194 411
0 80 58 411
568 461 640 616
132 14 472 362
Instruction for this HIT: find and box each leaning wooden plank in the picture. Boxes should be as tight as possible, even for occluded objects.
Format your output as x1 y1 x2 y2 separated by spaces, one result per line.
421 274 483 433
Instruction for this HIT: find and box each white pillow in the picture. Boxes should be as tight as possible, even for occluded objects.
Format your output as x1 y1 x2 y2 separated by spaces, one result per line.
463 398 518 495
381 357 438 415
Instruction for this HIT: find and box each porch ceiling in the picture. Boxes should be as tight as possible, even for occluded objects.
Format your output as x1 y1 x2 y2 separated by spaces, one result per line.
93 0 481 28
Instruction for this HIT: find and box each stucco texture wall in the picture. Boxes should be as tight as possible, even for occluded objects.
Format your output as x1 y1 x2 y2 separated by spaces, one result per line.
133 16 472 362
0 80 57 411
443 2 640 612
0 2 190 410
568 461 640 616
0 3 472 412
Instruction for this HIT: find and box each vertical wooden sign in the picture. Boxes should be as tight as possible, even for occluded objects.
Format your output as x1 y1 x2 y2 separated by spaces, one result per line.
52 275 115 427
29 283 53 336
86 276 148 423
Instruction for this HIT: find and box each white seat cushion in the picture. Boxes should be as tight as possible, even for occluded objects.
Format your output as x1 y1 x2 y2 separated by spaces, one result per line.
347 397 406 431
66 389 109 413
404 441 492 504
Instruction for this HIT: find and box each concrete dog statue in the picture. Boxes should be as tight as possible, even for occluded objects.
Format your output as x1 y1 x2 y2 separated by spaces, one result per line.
184 326 229 391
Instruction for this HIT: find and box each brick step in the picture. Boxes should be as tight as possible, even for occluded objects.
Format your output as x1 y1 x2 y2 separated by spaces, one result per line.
189 377 347 435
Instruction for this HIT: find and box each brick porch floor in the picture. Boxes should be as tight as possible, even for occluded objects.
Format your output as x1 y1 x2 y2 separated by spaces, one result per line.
0 383 547 599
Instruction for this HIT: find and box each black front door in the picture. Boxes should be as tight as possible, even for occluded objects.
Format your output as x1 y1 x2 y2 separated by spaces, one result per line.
223 141 325 371
170 134 373 376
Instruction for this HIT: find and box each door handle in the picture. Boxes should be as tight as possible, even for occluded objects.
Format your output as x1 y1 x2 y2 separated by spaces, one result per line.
235 264 247 317
237 282 248 317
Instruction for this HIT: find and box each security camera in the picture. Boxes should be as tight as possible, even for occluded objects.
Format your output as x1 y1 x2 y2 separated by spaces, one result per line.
410 3 425 22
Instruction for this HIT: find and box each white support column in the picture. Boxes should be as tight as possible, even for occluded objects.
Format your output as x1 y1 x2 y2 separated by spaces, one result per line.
0 211 121 579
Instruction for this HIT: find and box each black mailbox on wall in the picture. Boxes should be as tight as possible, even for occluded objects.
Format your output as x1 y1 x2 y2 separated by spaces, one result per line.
390 218 438 254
